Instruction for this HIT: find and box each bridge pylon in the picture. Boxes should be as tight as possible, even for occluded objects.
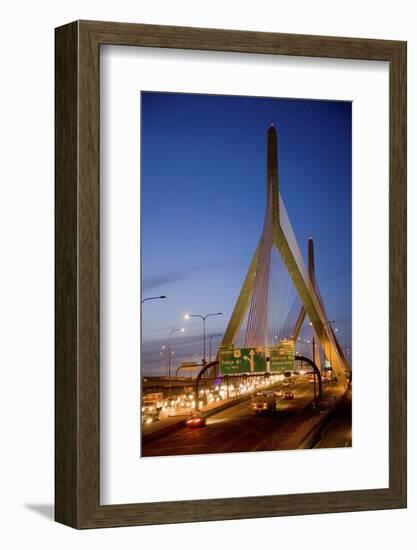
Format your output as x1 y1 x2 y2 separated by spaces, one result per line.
219 125 349 386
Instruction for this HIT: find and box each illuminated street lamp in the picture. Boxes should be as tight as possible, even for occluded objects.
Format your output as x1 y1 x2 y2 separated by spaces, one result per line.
141 295 166 304
168 327 184 380
184 312 222 365
160 345 172 377
160 349 165 374
209 333 222 363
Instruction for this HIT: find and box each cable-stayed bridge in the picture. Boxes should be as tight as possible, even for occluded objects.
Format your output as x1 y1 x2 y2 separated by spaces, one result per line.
141 125 352 456
220 125 349 387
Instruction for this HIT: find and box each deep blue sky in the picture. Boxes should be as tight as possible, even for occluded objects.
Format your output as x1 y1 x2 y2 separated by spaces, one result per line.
141 92 352 375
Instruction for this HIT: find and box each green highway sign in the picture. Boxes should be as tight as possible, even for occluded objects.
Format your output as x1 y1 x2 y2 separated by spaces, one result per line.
219 345 267 374
270 339 295 373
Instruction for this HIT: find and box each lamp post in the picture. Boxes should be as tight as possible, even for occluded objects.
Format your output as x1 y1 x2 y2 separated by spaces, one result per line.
297 337 310 361
141 295 166 304
160 345 172 378
160 347 166 377
209 333 222 363
184 313 222 366
168 327 184 381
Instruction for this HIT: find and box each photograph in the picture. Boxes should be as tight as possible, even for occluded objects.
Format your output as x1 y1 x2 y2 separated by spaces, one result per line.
0 0 408 539
140 91 352 458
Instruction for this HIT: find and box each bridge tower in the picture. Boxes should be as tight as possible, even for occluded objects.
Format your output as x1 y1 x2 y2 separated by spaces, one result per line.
219 125 349 386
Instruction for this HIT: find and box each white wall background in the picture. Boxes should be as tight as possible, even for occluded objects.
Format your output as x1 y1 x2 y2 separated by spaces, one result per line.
0 0 415 548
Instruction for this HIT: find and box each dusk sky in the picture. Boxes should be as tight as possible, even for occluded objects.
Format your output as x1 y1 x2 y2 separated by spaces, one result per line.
141 92 352 376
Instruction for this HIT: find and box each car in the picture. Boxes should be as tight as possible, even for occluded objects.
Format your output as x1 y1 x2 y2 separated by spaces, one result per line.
179 398 193 409
185 415 206 428
284 391 294 400
283 380 290 387
142 413 159 425
252 392 279 414
211 391 222 402
165 394 178 408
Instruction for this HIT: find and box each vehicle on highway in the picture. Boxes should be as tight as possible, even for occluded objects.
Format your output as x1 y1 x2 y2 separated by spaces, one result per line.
210 391 222 402
284 391 294 400
196 395 207 408
252 391 279 414
142 412 159 425
282 380 290 387
274 388 283 398
165 394 178 408
180 397 193 409
142 392 164 415
185 415 206 428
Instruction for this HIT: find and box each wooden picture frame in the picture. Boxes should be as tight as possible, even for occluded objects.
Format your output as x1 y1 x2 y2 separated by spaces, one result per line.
55 20 407 528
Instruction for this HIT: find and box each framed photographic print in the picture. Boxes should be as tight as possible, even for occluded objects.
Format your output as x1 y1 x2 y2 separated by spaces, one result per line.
55 20 406 528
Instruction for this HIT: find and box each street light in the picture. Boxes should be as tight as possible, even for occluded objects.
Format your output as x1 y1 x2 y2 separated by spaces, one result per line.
159 349 166 376
168 327 184 381
141 295 166 304
209 333 222 363
184 312 222 366
159 345 169 377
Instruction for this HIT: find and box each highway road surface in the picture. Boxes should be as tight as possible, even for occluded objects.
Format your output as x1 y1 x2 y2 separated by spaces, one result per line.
142 377 327 457
314 387 352 448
